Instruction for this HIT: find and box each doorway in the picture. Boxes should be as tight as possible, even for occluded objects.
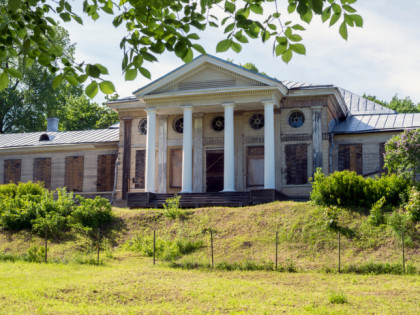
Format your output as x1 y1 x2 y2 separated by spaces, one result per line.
206 150 224 192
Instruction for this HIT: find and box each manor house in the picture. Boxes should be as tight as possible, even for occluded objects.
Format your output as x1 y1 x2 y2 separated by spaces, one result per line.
1 55 419 207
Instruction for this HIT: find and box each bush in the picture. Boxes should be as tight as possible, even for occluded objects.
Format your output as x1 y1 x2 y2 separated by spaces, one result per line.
310 169 411 212
343 262 417 275
329 290 348 304
405 187 420 222
162 195 184 219
368 196 386 226
71 196 114 230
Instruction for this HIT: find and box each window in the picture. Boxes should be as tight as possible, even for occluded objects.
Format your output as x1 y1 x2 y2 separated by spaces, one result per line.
173 117 183 133
288 111 305 128
33 158 51 189
285 144 308 184
338 144 363 174
4 159 21 184
65 156 84 192
138 118 147 135
211 116 225 132
97 154 117 192
249 114 264 130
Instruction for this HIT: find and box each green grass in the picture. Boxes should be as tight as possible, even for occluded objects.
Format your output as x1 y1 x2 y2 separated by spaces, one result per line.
0 201 419 313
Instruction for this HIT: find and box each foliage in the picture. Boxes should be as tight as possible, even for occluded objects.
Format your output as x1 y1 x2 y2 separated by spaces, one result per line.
405 187 420 222
384 129 420 182
343 262 417 275
162 195 184 220
368 196 387 226
127 234 203 262
0 0 363 98
25 246 46 263
364 94 420 113
328 290 348 304
310 169 411 212
0 183 113 239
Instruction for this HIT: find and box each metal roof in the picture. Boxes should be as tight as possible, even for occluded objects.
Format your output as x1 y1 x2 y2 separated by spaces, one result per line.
281 80 333 89
0 128 119 150
333 113 420 134
338 88 396 115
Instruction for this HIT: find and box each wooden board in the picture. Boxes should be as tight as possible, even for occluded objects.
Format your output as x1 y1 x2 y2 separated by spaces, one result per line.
64 156 84 192
246 146 264 187
338 144 363 174
285 144 308 185
4 159 21 184
134 150 145 189
33 158 51 189
169 148 182 189
206 150 224 192
97 154 117 192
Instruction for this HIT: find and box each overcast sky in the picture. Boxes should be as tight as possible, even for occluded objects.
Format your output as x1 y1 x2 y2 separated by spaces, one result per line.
65 1 420 104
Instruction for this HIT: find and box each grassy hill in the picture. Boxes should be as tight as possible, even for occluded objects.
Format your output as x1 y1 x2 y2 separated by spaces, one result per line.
1 201 418 271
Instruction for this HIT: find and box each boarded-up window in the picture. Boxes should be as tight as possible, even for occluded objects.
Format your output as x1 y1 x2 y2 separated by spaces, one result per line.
169 148 182 188
338 144 363 174
285 144 308 185
97 154 117 192
134 150 145 189
33 158 51 189
247 146 264 187
65 156 84 192
379 143 386 171
4 159 21 184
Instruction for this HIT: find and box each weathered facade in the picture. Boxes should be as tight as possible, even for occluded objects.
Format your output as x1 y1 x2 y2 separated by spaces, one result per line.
0 55 419 206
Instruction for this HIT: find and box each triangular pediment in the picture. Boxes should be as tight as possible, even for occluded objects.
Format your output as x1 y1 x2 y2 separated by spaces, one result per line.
133 55 288 98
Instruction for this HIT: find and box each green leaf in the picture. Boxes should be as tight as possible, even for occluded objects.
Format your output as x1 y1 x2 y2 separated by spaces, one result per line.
250 4 263 15
125 69 137 81
5 68 22 79
282 49 293 63
231 41 242 53
0 72 10 90
339 21 348 40
66 75 79 86
321 7 332 23
275 43 288 56
139 67 151 79
216 39 232 53
187 33 200 40
99 81 116 94
329 12 341 27
59 12 71 22
342 4 356 13
291 24 306 31
182 48 194 63
85 81 99 99
301 9 313 24
288 34 302 42
351 14 363 27
224 22 235 33
52 74 64 89
95 64 109 75
344 14 354 27
225 1 235 14
8 0 21 12
290 43 306 55
192 44 206 55
86 64 101 78
38 53 51 66
288 3 297 13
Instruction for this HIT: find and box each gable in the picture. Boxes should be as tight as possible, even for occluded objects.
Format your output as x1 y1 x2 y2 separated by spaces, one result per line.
151 65 269 95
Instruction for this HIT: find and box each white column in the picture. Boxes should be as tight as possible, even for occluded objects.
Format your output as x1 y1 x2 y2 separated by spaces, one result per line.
145 108 156 193
157 115 168 193
181 106 193 193
222 103 235 192
263 101 276 189
193 113 204 192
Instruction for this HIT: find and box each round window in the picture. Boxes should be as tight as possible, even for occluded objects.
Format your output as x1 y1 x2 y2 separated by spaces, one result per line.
288 111 305 128
138 118 147 135
211 116 225 132
173 117 184 133
249 114 264 130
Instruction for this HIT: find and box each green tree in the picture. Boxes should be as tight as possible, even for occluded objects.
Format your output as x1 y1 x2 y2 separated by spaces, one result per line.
384 129 420 183
0 0 363 98
364 94 420 113
58 94 118 131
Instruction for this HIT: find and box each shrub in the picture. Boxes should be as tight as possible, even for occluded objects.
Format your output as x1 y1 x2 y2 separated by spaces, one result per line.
368 196 386 226
328 290 348 304
310 169 411 212
343 262 416 275
405 187 420 222
162 195 184 219
71 196 114 230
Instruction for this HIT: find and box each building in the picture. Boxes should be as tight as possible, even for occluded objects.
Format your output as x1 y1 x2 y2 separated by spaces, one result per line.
1 55 419 207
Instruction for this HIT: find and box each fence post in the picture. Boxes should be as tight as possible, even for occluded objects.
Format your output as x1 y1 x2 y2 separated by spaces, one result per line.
338 232 341 273
211 230 214 269
97 228 100 266
275 232 278 270
402 229 405 274
153 230 156 266
44 225 48 263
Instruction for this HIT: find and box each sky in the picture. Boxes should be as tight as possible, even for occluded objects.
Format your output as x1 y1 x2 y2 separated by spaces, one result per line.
64 1 420 105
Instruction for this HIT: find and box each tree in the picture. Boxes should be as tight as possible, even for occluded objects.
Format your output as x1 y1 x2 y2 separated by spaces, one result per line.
384 129 420 183
57 94 118 131
364 94 420 113
0 0 363 98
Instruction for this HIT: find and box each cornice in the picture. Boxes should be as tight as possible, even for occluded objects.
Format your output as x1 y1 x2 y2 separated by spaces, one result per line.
0 142 118 155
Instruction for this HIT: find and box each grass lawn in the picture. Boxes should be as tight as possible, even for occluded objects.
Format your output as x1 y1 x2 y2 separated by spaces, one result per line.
0 255 419 314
